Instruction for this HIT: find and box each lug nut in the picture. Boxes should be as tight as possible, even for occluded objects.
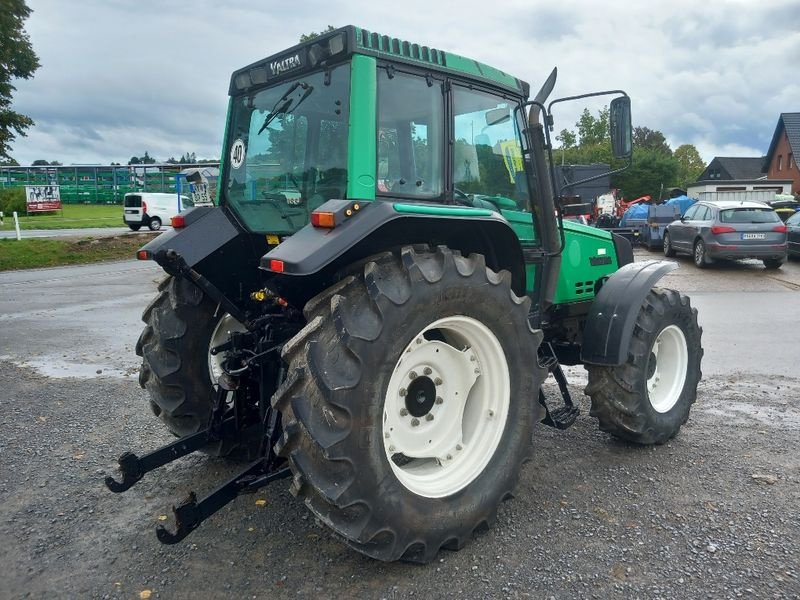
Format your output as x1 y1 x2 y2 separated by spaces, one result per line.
425 414 434 421
411 418 420 427
488 409 495 418
435 396 443 405
470 355 476 362
409 371 417 379
400 408 409 416
474 369 480 375
384 432 390 438
434 377 442 386
423 367 432 375
388 445 395 452
416 337 423 345
399 388 407 397
456 444 462 451
446 454 452 460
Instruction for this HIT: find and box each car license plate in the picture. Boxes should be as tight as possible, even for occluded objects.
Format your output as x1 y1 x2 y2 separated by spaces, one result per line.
742 233 765 240
125 209 137 214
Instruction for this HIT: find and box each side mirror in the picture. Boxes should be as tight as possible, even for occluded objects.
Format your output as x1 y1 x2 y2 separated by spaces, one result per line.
609 96 632 160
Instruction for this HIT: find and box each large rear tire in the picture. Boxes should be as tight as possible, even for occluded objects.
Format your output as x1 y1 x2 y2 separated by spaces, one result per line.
273 246 544 562
585 288 702 444
136 276 256 457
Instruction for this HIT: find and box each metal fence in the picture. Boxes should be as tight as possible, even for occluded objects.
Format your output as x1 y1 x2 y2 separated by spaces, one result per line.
0 164 220 204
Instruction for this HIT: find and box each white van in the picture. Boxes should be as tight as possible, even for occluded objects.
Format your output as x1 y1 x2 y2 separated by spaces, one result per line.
123 192 191 231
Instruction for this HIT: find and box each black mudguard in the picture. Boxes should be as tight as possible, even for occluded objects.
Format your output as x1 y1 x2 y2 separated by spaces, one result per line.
580 260 679 366
261 200 527 307
138 206 270 303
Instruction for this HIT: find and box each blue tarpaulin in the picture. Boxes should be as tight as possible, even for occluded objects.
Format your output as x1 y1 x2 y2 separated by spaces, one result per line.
619 202 649 226
664 195 695 216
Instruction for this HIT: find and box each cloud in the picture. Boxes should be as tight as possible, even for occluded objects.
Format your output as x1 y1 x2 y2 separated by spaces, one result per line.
8 0 800 166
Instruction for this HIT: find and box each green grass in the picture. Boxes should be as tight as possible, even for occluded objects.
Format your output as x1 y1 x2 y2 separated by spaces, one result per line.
0 204 123 231
0 233 155 271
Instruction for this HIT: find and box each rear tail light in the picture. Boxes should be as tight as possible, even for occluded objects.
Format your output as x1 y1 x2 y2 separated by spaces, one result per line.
171 215 186 228
142 200 147 214
136 250 151 261
710 225 736 235
772 224 788 233
267 259 285 273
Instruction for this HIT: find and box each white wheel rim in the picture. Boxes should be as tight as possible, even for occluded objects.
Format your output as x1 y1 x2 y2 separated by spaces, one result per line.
382 315 510 498
647 324 688 413
208 314 247 382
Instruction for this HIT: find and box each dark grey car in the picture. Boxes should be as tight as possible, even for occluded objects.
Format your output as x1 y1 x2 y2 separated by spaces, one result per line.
787 211 800 258
663 200 788 269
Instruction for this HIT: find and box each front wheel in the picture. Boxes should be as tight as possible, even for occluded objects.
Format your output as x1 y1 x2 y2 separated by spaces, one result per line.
663 231 676 257
273 246 544 562
585 288 703 444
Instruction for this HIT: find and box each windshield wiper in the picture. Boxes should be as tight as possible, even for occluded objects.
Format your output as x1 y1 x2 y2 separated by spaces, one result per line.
257 82 313 135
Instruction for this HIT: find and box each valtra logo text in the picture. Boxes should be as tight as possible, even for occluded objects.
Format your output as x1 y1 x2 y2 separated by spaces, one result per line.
270 54 301 76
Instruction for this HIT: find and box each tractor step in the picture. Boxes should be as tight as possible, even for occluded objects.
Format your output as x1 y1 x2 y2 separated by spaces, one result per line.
539 399 580 430
537 342 580 430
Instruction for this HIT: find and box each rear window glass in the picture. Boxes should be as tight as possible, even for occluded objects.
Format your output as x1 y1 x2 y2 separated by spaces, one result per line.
124 195 141 207
719 208 779 224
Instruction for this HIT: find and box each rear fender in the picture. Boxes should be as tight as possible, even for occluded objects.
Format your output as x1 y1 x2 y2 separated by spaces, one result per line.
580 260 679 366
262 200 526 308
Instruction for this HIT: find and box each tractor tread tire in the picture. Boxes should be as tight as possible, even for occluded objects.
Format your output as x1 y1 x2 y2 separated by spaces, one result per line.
273 246 545 563
136 276 255 458
585 288 703 445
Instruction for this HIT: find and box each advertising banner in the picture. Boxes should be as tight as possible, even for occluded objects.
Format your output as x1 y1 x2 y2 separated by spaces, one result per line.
25 185 62 213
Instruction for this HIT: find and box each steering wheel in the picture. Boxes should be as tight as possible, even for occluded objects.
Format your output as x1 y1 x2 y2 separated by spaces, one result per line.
454 188 472 206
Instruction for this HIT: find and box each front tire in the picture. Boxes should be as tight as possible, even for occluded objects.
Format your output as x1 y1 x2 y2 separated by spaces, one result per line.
585 288 703 445
663 231 676 257
273 246 544 562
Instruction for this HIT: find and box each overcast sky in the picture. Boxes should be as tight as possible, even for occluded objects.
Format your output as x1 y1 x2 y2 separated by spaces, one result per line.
8 0 800 166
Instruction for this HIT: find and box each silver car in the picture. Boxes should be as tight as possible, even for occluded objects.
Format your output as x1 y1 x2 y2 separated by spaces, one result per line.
663 200 788 269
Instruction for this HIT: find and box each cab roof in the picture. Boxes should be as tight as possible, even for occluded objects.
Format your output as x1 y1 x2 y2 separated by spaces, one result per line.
230 25 529 98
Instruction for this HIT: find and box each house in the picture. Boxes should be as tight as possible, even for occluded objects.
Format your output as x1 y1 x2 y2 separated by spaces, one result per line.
763 112 800 194
689 156 791 201
696 156 766 181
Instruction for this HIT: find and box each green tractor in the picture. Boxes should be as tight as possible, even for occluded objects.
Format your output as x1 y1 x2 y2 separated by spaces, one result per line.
106 26 703 563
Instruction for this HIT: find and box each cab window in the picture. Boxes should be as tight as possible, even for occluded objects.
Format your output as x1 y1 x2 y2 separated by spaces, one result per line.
452 86 530 210
377 70 443 197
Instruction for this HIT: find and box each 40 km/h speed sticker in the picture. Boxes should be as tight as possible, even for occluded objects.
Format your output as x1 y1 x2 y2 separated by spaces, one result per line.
230 138 246 169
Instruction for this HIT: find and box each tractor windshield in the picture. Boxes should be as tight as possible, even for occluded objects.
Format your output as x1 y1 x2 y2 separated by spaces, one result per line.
223 63 351 234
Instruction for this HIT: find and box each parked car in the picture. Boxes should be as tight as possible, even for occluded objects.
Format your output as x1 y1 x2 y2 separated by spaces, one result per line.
787 211 800 258
663 200 788 269
122 192 190 231
769 198 800 222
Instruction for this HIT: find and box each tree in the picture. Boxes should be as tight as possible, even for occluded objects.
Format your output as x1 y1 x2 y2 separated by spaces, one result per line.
299 26 336 42
128 152 156 165
576 107 609 146
673 144 705 187
614 148 679 200
31 159 49 165
0 0 41 161
633 126 671 155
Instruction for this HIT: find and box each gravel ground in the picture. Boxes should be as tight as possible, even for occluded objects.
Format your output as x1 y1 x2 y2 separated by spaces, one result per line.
1 254 799 599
